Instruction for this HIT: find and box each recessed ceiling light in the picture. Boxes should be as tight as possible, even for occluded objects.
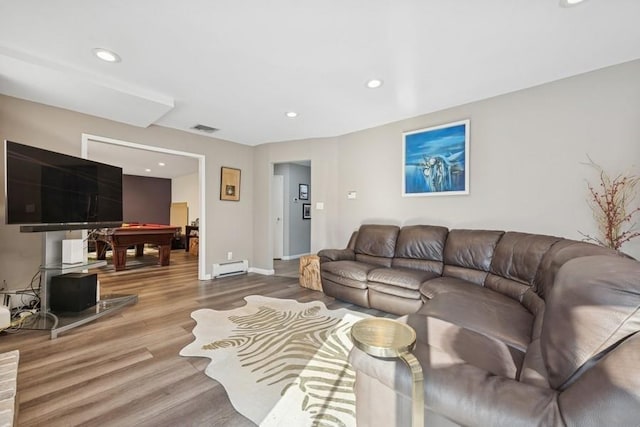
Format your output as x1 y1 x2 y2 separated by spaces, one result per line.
145 168 151 172
559 0 586 7
366 79 383 89
285 111 298 118
93 48 121 63
158 162 165 167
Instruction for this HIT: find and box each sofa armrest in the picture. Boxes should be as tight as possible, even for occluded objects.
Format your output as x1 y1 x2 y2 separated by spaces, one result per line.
350 346 563 427
426 364 562 427
317 248 355 263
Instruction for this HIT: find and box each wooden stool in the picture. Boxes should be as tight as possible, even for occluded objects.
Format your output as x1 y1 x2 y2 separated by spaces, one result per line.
299 255 322 291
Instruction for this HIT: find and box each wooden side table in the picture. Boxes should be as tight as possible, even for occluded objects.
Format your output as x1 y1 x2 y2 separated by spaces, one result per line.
185 225 199 252
299 255 322 291
351 318 424 427
189 237 199 256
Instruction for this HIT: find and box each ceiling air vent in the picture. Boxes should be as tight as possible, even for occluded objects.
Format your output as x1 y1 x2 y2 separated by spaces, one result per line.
191 124 219 133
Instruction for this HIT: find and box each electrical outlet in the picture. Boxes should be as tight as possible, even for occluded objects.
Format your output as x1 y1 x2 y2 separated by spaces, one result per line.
227 252 233 261
5 292 37 309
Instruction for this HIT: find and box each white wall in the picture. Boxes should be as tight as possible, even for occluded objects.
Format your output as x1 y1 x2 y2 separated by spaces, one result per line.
172 172 200 224
253 59 640 269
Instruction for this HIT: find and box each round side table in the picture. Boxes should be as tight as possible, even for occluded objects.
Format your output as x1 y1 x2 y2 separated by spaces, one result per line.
351 318 424 427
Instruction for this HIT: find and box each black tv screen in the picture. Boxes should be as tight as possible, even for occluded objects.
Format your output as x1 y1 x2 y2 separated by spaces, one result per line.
4 140 123 225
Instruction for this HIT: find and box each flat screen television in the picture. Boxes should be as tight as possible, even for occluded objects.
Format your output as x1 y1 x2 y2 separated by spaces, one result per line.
4 140 123 226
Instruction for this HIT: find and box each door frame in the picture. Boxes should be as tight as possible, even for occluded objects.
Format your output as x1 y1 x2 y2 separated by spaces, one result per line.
271 160 312 265
272 175 285 259
81 133 208 280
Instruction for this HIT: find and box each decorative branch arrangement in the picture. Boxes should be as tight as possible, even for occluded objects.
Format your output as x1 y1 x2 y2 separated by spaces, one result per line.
580 157 640 250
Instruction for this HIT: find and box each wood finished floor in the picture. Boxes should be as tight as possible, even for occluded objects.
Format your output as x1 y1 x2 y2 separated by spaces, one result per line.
0 251 389 426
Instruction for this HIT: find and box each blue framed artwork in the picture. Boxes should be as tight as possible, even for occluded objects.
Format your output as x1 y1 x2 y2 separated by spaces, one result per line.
402 119 470 197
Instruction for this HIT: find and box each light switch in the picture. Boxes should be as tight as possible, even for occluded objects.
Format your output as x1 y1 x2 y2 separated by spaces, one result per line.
316 202 324 210
347 191 357 199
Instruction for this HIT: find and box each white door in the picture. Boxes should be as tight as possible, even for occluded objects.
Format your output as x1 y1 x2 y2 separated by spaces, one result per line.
272 175 284 259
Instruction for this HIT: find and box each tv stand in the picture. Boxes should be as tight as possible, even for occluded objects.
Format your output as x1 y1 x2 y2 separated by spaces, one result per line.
19 222 123 233
20 230 137 339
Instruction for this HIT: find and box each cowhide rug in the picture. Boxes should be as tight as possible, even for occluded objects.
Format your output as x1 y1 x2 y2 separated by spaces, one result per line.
180 295 370 426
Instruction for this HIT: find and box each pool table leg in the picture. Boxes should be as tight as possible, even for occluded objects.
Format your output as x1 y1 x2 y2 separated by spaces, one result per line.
113 246 128 271
158 245 171 266
135 244 144 257
95 240 107 260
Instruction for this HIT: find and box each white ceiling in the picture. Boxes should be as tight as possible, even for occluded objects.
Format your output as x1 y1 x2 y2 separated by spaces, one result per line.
1 0 640 150
86 141 199 180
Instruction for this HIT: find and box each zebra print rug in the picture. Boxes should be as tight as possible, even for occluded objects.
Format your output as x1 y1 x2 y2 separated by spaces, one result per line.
179 295 369 426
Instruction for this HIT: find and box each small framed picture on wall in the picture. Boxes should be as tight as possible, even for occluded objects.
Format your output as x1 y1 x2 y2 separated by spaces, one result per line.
299 184 309 200
302 203 311 220
220 167 241 201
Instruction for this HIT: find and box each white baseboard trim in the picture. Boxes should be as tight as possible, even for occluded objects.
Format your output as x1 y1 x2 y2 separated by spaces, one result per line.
249 267 275 276
281 252 313 261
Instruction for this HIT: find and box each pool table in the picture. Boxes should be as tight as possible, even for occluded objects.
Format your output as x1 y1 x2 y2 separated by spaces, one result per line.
94 224 181 271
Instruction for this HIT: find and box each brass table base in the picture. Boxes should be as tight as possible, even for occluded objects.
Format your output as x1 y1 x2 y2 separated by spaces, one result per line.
351 318 424 427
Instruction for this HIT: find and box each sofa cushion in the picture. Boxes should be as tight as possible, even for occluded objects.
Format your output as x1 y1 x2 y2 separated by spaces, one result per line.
443 229 504 285
407 314 525 379
368 267 439 291
320 260 374 289
489 232 561 285
484 232 561 300
541 255 640 390
321 279 370 307
534 239 622 300
355 253 392 267
419 286 534 352
421 276 542 322
421 276 492 300
367 282 421 300
392 225 448 274
368 289 423 315
354 224 400 258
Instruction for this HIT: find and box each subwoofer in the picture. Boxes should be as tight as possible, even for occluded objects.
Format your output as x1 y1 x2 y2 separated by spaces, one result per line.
50 273 97 312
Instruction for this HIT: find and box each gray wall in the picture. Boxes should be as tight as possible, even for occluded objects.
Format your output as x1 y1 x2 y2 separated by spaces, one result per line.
123 174 171 225
253 59 640 269
274 163 311 257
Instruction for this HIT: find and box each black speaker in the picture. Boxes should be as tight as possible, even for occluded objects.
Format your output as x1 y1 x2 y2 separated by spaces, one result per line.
50 273 97 312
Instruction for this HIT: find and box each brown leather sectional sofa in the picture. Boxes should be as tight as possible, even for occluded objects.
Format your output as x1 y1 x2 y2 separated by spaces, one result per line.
318 224 640 426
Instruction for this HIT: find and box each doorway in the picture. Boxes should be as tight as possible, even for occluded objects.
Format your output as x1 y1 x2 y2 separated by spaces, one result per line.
272 161 312 275
80 133 208 280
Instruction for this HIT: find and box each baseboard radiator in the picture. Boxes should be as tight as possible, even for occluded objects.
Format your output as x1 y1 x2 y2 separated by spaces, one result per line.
212 260 249 278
